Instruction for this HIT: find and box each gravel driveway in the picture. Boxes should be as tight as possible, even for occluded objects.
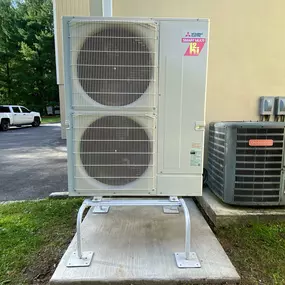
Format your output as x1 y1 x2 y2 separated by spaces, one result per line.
0 124 67 201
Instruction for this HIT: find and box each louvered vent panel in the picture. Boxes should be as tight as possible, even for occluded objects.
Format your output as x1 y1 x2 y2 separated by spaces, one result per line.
234 128 284 203
208 124 226 199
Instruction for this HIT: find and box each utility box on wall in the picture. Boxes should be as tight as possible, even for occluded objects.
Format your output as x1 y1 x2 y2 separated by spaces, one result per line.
275 97 285 116
259 96 275 116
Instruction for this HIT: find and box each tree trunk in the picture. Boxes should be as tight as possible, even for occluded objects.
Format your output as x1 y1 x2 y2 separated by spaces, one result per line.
6 61 11 98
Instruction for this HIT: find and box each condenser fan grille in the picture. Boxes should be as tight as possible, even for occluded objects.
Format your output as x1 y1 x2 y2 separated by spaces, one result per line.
233 128 284 203
76 24 156 106
80 116 152 186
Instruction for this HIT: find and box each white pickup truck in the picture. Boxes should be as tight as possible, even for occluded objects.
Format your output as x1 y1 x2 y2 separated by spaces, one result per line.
0 105 41 131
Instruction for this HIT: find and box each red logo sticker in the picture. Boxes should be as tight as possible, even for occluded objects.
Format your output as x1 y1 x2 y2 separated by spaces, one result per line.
181 32 206 56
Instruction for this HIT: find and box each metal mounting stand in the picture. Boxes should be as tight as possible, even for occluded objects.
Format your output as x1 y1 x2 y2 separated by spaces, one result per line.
67 197 200 268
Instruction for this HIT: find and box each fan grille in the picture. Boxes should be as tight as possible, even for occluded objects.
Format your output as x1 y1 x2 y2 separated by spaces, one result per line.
77 26 153 106
80 116 152 186
234 128 283 203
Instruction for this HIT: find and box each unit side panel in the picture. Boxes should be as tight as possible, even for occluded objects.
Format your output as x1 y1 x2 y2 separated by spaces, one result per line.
157 20 209 176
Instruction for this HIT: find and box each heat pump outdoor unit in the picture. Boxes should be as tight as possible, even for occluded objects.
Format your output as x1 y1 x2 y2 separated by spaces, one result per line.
62 16 209 269
62 17 209 197
208 122 285 206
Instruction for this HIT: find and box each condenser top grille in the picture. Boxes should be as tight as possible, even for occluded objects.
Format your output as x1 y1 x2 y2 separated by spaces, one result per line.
70 20 158 108
234 127 284 203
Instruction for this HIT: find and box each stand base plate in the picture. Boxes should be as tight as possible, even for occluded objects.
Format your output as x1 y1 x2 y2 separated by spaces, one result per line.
66 251 94 267
174 252 201 268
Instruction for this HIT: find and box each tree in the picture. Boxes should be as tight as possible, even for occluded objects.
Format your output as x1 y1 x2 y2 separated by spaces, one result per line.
0 0 58 113
0 0 22 104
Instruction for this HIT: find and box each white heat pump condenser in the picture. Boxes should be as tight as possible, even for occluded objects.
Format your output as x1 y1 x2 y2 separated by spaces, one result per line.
62 16 209 197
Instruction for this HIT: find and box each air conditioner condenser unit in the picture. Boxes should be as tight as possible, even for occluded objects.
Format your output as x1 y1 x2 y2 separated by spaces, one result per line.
208 121 285 206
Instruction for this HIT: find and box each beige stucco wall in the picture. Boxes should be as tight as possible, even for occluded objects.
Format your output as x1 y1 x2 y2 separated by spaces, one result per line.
53 0 105 138
55 0 285 139
113 0 285 123
53 0 93 138
53 0 93 85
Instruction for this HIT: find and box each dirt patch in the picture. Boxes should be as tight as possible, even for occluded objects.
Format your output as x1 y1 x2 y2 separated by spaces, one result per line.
24 236 74 284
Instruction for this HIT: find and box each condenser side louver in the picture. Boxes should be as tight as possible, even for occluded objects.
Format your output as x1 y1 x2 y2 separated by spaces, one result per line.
208 122 285 206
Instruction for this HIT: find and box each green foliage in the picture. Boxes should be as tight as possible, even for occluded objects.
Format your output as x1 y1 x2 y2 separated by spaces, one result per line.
0 0 21 104
41 115 60 124
0 0 58 113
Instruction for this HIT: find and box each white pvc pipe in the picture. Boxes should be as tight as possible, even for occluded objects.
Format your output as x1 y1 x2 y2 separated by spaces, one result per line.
52 0 60 84
102 0 112 17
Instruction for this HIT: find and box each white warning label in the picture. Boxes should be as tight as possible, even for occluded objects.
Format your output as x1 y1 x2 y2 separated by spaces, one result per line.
190 143 202 166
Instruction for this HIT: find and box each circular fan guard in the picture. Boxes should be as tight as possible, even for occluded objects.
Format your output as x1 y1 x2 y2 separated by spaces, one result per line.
80 116 152 186
77 26 152 106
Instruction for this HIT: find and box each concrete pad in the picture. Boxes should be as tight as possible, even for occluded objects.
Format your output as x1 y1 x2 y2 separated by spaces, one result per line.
50 199 240 285
197 188 285 228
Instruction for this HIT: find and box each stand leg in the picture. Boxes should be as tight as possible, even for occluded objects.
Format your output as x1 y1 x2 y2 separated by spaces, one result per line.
174 199 201 268
76 202 87 259
66 200 94 267
181 198 191 259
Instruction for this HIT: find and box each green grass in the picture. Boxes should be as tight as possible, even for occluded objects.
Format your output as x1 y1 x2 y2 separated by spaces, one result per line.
1 200 285 285
41 116 61 124
217 223 285 285
0 198 83 285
